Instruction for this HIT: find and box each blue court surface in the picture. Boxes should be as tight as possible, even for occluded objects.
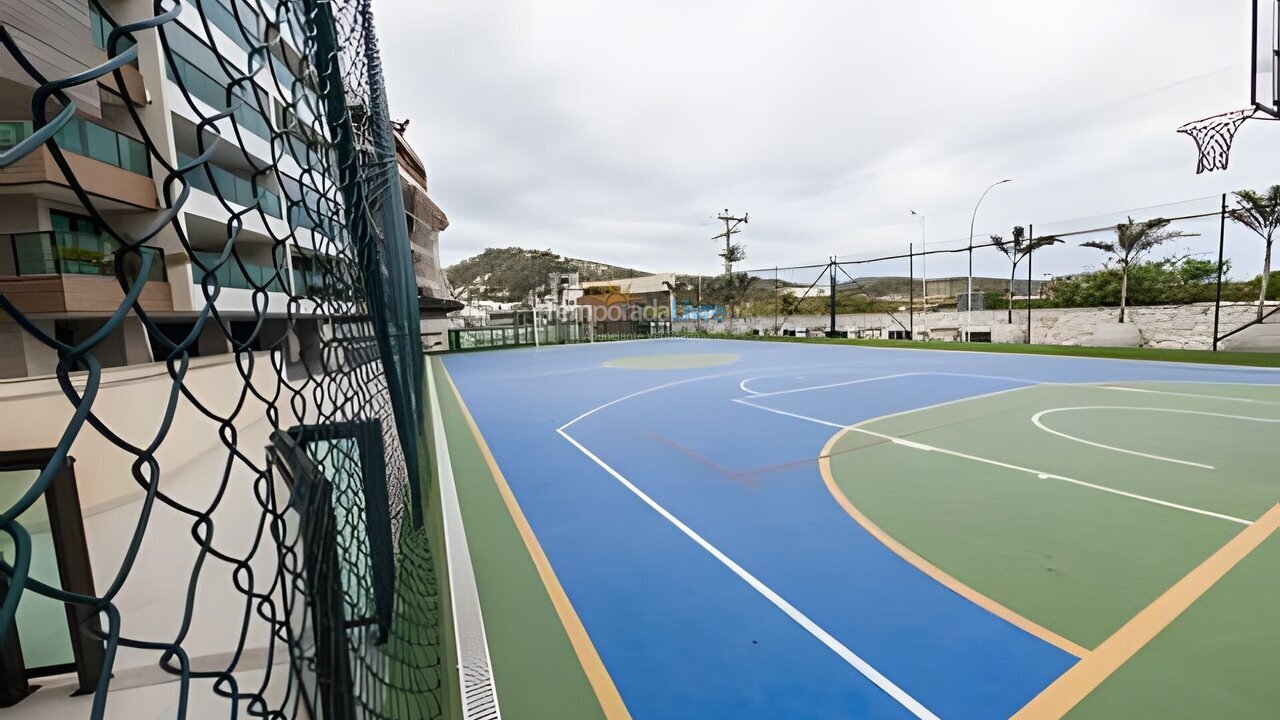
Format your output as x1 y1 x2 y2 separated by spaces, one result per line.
440 338 1280 719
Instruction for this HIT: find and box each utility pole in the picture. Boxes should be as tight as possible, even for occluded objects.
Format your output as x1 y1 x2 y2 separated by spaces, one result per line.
909 243 914 340
714 209 749 275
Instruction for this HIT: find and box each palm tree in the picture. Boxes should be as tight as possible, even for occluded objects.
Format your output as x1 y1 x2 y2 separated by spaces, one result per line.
990 226 1062 323
1228 186 1280 320
1081 217 1198 323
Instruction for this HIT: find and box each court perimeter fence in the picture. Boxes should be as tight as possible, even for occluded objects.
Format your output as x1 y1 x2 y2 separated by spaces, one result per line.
684 193 1279 352
1 1 456 719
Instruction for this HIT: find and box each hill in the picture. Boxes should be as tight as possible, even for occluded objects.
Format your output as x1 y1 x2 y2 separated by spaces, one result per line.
446 247 648 302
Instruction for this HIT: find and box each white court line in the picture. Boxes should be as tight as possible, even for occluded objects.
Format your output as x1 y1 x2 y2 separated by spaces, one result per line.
1097 384 1280 404
733 398 1254 527
556 425 940 720
1033 406 1280 470
740 371 1040 399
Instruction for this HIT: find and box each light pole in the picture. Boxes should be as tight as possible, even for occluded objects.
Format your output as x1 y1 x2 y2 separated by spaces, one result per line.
910 210 926 320
967 178 1013 341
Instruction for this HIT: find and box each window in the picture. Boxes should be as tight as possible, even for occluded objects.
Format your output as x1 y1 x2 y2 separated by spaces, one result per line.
88 3 136 54
0 121 32 150
888 330 912 340
167 49 272 141
0 450 104 706
84 122 120 167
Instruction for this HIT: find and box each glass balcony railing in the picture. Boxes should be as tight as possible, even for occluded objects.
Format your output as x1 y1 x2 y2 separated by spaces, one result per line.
0 118 150 176
191 251 287 293
195 0 260 54
2 231 166 282
89 1 137 57
167 53 272 141
177 152 282 217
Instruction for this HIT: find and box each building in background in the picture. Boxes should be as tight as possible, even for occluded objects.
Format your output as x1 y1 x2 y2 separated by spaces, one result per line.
392 119 461 351
0 0 344 378
579 272 676 314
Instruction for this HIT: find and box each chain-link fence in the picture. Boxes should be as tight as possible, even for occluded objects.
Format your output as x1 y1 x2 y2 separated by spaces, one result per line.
678 193 1278 351
0 0 451 717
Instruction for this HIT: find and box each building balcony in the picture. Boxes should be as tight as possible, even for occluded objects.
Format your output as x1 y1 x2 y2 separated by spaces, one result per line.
0 120 156 210
0 231 172 314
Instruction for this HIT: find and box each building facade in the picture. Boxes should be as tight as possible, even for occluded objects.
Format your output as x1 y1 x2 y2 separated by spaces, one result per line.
1 0 340 379
392 118 461 351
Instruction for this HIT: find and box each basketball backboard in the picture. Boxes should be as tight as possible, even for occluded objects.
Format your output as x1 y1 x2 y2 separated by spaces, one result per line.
1253 0 1280 117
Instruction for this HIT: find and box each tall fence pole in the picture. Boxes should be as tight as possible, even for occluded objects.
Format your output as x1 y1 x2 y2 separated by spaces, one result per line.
829 257 837 337
1027 223 1034 343
774 266 780 334
908 243 915 340
1213 193 1227 351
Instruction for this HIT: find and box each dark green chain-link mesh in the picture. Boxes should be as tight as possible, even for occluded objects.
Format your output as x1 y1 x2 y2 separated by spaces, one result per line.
0 0 447 717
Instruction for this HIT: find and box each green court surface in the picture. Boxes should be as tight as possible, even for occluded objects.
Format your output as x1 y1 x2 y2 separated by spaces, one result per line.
826 381 1280 716
1065 531 1280 719
431 357 608 720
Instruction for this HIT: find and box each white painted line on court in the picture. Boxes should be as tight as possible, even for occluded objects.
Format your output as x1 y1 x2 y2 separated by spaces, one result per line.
740 371 1040 399
1033 406 1280 471
556 425 941 720
1096 384 1280 404
734 398 1254 526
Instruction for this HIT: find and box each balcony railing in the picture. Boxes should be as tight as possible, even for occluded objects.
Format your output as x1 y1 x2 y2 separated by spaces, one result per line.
0 119 150 176
167 53 272 141
2 232 166 282
89 0 137 58
191 251 287 293
177 152 282 217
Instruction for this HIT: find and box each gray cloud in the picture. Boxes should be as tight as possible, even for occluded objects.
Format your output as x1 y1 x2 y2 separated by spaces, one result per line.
377 0 1280 280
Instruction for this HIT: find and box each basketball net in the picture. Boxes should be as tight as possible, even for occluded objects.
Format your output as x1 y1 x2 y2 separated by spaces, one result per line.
1177 107 1259 173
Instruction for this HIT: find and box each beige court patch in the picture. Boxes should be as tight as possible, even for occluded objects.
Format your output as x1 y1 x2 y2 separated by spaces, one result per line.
604 353 741 370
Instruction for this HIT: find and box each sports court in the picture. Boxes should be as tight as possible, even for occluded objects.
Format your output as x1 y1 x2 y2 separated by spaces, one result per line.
431 338 1280 719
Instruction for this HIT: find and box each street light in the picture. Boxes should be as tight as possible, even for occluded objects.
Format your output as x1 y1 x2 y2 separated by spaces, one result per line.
967 178 1013 341
910 210 926 310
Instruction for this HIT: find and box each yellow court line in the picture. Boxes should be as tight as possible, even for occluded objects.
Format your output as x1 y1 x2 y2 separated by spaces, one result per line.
439 362 632 720
819 427 1091 659
1011 503 1280 719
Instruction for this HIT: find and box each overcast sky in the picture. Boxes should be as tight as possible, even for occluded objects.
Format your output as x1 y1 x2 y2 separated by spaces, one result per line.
377 0 1280 281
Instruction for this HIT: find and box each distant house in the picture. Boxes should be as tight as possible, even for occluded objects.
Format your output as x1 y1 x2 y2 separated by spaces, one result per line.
579 273 676 311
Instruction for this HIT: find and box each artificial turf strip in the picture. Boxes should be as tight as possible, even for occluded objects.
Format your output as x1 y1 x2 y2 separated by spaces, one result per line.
1063 531 1280 720
683 333 1280 368
432 357 609 720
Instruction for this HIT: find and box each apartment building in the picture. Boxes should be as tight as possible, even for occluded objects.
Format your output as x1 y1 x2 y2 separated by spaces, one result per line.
393 118 461 351
0 0 339 378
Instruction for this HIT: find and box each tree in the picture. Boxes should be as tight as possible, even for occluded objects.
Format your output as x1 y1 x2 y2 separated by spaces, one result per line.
1229 186 1280 320
718 242 746 273
1080 217 1197 323
989 226 1062 323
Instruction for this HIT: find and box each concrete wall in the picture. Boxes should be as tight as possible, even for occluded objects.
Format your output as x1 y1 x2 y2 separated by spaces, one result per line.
678 303 1280 351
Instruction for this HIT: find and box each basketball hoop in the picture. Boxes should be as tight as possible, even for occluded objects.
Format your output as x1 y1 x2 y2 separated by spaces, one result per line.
1177 108 1261 173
